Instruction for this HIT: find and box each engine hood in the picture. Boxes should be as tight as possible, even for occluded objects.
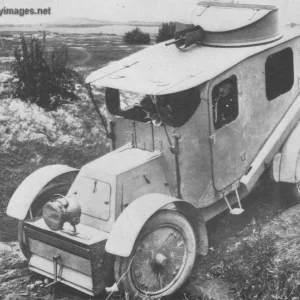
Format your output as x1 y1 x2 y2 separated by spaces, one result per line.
64 145 171 232
82 145 162 176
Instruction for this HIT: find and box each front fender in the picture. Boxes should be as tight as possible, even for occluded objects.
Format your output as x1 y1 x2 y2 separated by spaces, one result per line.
6 165 78 220
105 193 206 257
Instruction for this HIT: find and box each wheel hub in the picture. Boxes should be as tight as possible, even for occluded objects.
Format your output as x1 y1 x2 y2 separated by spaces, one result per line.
154 253 167 266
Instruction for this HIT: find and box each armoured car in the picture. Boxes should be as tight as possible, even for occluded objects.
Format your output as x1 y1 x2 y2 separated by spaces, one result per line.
7 2 300 299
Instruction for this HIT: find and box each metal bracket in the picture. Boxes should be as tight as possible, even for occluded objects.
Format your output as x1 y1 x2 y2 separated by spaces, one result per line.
60 229 91 240
223 189 244 215
209 133 216 144
172 134 182 199
109 121 116 150
169 134 181 155
86 84 110 137
154 139 163 152
132 121 137 148
241 150 247 162
45 255 62 288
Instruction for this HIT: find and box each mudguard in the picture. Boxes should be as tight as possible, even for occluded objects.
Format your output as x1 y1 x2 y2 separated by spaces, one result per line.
278 122 300 183
6 165 78 220
105 193 208 257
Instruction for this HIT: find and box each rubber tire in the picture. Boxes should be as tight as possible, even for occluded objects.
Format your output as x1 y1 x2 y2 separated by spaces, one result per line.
18 183 70 259
292 182 300 201
280 182 300 204
114 210 197 300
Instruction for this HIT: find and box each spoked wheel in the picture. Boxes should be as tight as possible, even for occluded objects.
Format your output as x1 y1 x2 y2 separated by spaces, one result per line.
18 183 70 259
114 210 197 299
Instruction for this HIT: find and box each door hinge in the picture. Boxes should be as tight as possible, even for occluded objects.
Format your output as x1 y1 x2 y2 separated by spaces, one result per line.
209 133 216 144
241 150 247 162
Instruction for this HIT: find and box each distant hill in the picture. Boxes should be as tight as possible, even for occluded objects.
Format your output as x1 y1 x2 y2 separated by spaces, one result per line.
44 17 161 28
45 17 113 26
0 17 162 29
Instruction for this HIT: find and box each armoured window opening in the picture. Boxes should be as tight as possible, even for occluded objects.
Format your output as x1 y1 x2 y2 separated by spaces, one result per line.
265 47 294 101
105 87 201 128
212 75 238 130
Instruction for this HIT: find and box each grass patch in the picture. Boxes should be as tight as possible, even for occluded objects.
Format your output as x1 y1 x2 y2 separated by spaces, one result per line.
0 140 108 210
0 32 146 78
209 207 300 300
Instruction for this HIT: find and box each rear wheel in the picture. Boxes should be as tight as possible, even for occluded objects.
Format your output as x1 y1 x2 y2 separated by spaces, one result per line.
18 183 70 259
293 182 300 200
114 210 197 299
280 182 300 204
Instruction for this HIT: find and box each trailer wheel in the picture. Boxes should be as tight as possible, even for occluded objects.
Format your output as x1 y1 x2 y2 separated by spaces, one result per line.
114 210 196 299
18 183 70 259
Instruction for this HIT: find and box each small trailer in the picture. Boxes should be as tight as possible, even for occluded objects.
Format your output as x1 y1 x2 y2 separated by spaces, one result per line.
6 2 300 299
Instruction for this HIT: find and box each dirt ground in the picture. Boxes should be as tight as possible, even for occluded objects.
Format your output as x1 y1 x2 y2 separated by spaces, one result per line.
0 174 295 300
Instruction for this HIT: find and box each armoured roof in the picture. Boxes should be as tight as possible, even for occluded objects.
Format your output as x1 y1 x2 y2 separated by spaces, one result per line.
86 26 300 95
192 2 277 32
191 2 282 47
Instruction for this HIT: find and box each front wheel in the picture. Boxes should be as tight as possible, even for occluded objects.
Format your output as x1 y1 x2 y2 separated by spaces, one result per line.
114 210 197 299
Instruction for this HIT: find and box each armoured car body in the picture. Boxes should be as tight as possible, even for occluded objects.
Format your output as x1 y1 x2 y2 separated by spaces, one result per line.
6 2 300 299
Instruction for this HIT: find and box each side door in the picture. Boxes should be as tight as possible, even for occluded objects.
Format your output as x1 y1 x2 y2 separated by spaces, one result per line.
209 74 246 191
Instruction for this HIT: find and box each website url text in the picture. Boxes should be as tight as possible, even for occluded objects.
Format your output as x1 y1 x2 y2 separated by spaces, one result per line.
0 7 51 17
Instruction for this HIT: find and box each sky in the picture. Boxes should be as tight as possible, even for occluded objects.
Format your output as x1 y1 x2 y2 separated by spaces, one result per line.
0 0 299 24
0 0 199 24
